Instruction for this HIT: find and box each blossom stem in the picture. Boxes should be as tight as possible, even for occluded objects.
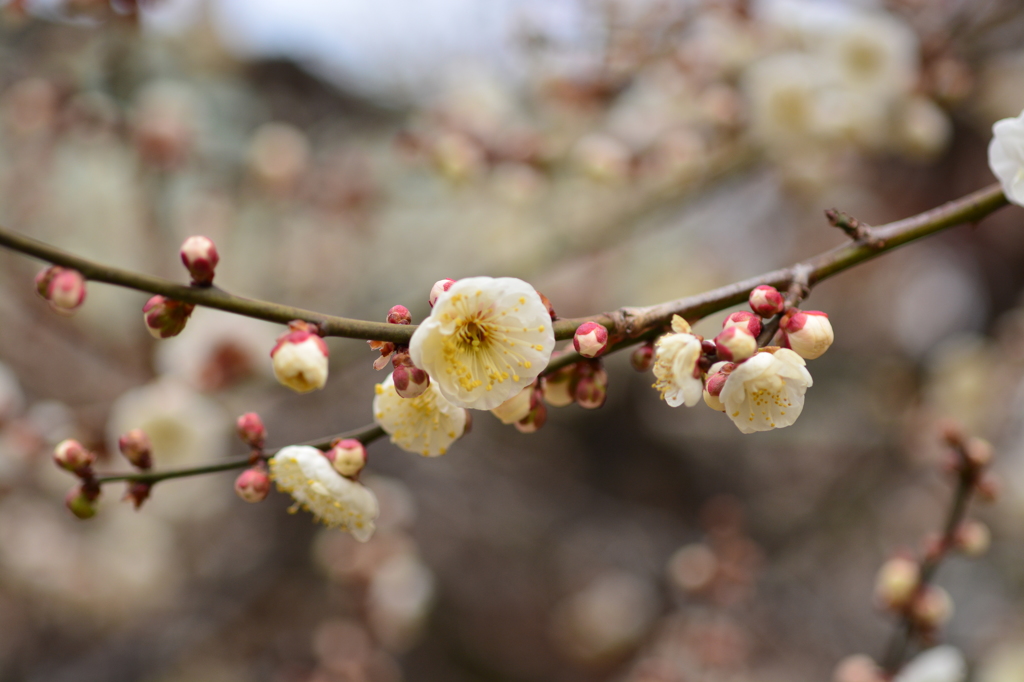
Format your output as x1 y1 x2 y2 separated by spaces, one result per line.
94 424 385 485
0 184 1009 349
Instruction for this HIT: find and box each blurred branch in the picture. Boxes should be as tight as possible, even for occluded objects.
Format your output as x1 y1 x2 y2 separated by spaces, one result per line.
94 423 385 485
0 183 1010 352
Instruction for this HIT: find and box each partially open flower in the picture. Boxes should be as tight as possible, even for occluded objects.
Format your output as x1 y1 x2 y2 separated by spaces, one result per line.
780 309 834 360
180 235 219 286
720 349 813 433
119 428 153 470
270 445 379 541
271 322 329 393
410 276 555 410
714 326 757 362
749 285 785 318
143 295 195 339
325 439 367 478
374 373 469 457
573 322 609 358
989 108 1024 206
235 467 271 503
652 315 703 408
46 268 87 315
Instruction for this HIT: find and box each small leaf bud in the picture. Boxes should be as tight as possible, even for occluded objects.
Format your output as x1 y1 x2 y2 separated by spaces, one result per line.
271 322 329 393
53 439 96 473
180 235 219 286
749 285 785 318
573 322 609 358
722 310 762 338
118 428 153 470
123 481 152 510
386 305 412 325
780 309 834 360
392 363 430 399
234 467 271 503
714 326 757 362
142 295 195 339
47 268 86 315
910 585 954 630
428 278 455 307
66 485 99 519
630 342 655 372
954 520 990 557
236 412 266 450
874 556 919 610
574 360 608 410
492 385 534 424
325 439 367 478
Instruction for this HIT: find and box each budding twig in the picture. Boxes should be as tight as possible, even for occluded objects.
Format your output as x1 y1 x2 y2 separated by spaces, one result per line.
826 207 884 249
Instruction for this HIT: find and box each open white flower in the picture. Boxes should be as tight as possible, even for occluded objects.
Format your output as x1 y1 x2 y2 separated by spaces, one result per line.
720 349 812 434
409 276 555 410
652 315 703 408
269 445 379 542
373 373 468 457
989 108 1024 206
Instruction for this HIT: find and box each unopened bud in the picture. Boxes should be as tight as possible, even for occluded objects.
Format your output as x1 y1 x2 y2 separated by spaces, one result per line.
955 520 990 557
47 268 87 315
541 362 576 407
119 428 153 470
832 655 884 682
575 360 608 409
630 342 655 372
749 285 785 318
271 322 329 393
236 412 266 450
704 389 726 412
573 322 609 358
428 279 455 307
515 391 547 433
35 266 60 298
780 309 834 360
492 385 534 424
976 473 1001 502
705 365 733 397
142 295 195 338
325 439 366 477
392 363 430 399
874 556 919 610
963 437 993 470
53 439 96 473
910 585 953 630
386 305 412 325
714 326 757 362
722 311 762 337
66 485 99 519
234 467 271 503
180 235 219 286
123 481 152 510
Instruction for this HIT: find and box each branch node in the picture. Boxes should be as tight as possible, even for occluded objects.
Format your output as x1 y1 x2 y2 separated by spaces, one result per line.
826 208 884 249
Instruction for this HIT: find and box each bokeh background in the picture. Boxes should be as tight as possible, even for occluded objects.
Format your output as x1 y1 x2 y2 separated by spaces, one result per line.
2 0 1024 680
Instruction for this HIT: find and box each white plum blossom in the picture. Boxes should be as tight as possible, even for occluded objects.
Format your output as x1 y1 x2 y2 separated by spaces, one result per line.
409 276 555 410
373 373 469 457
652 315 703 408
989 108 1024 206
894 646 966 682
780 309 835 360
720 349 812 434
269 445 379 542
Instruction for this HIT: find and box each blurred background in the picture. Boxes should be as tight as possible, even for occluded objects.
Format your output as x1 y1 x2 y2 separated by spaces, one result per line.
2 0 1024 680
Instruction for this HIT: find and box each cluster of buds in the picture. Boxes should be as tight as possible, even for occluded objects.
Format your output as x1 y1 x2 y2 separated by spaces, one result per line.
180 235 219 286
271 320 329 393
35 266 86 316
538 356 609 412
714 312 760 362
232 412 272 503
367 304 431 398
53 439 101 519
143 295 195 338
368 304 412 370
873 555 954 634
492 382 548 433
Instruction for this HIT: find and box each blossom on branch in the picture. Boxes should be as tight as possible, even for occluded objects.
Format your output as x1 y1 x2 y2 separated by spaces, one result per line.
652 315 703 408
720 349 812 434
269 445 379 542
409 277 555 410
780 309 834 360
373 373 468 457
989 108 1024 206
271 321 329 393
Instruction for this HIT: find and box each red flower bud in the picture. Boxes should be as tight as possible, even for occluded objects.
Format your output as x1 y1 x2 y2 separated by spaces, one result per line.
573 322 609 358
714 326 757 362
387 305 412 325
143 295 195 338
236 412 266 450
180 235 219 286
630 342 655 372
234 467 271 503
722 311 762 338
749 285 785 318
53 439 96 473
118 428 153 470
392 363 430 399
46 268 86 315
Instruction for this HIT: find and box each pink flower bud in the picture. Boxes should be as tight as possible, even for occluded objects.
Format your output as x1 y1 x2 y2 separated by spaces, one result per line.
53 439 96 473
780 309 833 360
874 556 919 610
722 311 762 338
955 520 990 557
428 278 455 307
325 439 367 477
392 363 430 399
34 265 60 298
234 467 271 503
714 327 757 362
515 390 547 433
541 362 576 407
119 428 153 470
142 295 195 338
749 285 785 318
46 268 86 315
630 342 655 372
180 235 219 286
574 360 608 410
573 322 609 358
271 322 329 393
236 412 266 450
65 485 99 519
123 481 152 510
704 366 733 397
910 585 953 630
386 304 412 325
